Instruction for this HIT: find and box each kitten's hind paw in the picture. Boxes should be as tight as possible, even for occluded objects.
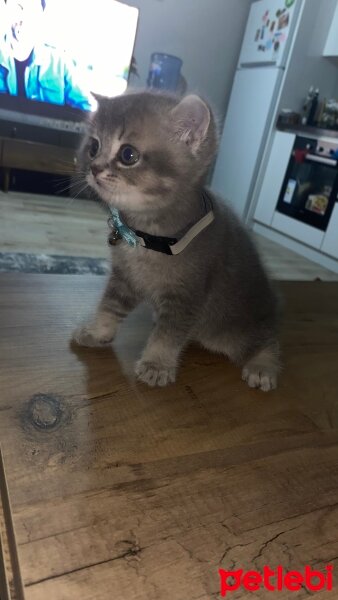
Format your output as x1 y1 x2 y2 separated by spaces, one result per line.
241 344 280 392
135 360 176 387
241 365 277 392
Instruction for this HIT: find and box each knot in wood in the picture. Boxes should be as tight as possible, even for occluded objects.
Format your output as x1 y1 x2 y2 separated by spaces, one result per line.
27 394 64 432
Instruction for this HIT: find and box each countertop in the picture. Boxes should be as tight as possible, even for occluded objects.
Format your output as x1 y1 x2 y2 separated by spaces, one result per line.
277 122 338 142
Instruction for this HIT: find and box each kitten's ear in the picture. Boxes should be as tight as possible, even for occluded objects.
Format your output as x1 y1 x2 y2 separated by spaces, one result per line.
170 95 210 154
91 92 108 105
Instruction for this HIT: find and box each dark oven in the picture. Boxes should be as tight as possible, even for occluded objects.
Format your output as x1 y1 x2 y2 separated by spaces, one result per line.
276 135 338 231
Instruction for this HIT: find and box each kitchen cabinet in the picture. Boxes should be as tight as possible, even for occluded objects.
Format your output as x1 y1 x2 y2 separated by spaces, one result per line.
322 204 338 259
254 131 295 226
271 211 325 249
323 0 338 56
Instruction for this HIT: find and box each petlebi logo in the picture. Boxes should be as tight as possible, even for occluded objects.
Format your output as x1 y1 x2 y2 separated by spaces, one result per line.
219 565 333 596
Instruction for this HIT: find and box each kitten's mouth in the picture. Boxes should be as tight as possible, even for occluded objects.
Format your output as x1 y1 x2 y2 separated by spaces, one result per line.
88 174 115 191
87 173 121 206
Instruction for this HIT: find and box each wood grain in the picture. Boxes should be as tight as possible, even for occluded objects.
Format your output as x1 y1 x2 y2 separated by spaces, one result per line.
0 275 338 599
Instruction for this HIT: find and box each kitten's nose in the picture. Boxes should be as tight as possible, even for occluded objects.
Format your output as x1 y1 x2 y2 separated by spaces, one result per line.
91 164 104 177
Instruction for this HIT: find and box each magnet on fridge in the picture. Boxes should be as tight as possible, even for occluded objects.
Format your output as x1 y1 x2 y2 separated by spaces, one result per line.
283 179 297 204
255 29 260 42
278 12 289 30
261 27 265 39
266 39 273 50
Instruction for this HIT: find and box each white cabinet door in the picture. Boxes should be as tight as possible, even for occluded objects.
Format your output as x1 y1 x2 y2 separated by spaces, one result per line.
254 131 295 226
271 212 325 249
321 204 338 259
323 1 338 56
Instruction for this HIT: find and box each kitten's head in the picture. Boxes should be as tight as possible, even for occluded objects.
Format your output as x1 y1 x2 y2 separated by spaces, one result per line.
81 91 217 213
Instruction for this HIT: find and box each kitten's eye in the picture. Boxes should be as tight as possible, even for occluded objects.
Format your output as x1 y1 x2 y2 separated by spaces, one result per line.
118 144 140 166
88 137 100 159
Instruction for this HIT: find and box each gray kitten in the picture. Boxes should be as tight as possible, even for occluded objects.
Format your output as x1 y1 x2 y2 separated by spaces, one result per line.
73 91 280 391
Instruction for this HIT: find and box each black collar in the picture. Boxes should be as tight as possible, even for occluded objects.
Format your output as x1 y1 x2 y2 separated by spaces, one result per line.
107 191 214 255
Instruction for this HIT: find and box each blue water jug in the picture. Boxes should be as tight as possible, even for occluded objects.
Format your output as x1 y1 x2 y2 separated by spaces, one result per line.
147 53 183 91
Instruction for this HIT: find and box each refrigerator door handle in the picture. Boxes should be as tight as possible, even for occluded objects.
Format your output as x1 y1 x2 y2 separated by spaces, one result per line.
305 154 337 167
239 61 278 68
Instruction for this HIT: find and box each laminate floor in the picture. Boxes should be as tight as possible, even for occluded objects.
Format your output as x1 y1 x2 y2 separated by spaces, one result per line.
0 191 337 280
0 191 109 260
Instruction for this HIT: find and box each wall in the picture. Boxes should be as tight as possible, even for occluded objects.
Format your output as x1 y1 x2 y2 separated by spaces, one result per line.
278 0 338 114
121 0 252 120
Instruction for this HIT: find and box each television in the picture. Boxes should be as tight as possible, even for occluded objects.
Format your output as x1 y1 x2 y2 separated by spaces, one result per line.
0 0 139 135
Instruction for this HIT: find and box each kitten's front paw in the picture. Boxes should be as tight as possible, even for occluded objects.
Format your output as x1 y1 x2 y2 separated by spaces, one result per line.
72 314 118 348
135 360 176 387
241 365 277 392
72 311 118 348
72 323 113 348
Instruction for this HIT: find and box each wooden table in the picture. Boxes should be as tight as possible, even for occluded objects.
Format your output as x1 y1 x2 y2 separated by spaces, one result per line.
0 274 338 599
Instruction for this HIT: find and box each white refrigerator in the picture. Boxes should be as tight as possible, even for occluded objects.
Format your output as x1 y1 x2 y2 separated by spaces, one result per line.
211 0 302 219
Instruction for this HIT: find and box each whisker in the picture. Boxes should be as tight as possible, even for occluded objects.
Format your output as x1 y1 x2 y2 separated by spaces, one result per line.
53 174 88 195
54 182 75 195
53 178 73 189
55 182 84 196
71 183 91 201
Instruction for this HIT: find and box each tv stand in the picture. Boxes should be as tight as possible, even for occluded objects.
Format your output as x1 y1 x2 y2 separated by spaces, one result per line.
0 112 85 192
0 135 78 192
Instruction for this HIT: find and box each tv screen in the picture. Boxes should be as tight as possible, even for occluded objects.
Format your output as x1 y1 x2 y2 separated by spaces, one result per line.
0 0 139 117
